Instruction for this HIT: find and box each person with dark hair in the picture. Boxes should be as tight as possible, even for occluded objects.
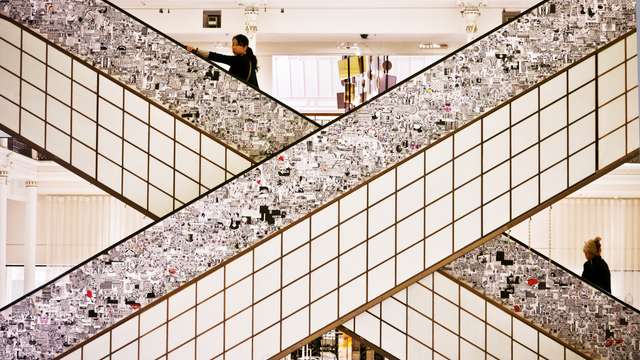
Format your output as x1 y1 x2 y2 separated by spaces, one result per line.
187 34 259 89
581 236 611 293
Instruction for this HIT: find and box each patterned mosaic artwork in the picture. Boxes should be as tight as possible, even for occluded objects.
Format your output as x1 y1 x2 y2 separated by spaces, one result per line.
444 235 640 359
0 1 636 358
0 0 318 161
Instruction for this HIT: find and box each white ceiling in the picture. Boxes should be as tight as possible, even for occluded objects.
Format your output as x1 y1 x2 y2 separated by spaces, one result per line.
113 0 537 10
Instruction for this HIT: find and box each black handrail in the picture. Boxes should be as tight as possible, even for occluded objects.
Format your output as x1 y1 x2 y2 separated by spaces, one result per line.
0 0 580 312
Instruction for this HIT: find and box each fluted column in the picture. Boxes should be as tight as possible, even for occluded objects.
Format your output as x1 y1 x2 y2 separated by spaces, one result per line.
24 180 38 292
0 169 8 305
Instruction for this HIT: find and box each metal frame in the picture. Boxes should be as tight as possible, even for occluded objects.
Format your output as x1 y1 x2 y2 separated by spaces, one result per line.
56 30 640 360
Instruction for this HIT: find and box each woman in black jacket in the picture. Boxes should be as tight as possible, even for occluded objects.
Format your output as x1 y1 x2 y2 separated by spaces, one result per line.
581 236 611 293
187 34 259 89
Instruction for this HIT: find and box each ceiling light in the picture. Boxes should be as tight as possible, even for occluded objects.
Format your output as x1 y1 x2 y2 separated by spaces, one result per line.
418 43 448 49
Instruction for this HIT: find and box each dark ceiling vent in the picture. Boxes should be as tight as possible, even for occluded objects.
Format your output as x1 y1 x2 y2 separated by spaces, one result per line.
203 10 222 28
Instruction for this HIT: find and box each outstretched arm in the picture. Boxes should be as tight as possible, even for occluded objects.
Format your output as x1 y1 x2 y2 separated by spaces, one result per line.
186 45 235 66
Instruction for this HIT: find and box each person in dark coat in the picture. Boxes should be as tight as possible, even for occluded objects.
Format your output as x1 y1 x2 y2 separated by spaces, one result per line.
581 236 611 293
187 34 259 89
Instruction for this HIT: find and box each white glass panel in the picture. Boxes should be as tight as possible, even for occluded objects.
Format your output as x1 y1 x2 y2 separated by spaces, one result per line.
511 176 539 218
627 88 638 120
124 90 148 122
97 127 122 165
0 68 20 103
397 179 424 220
627 57 638 90
511 88 538 124
98 98 123 136
225 339 251 360
225 251 253 285
511 145 538 187
425 162 452 202
513 317 537 352
283 218 309 255
311 202 338 238
225 277 252 317
46 96 70 133
339 274 366 316
197 293 223 335
60 349 82 360
254 236 281 271
568 112 595 154
47 69 71 105
72 82 97 120
252 324 280 360
123 142 147 180
197 325 223 360
310 259 337 301
71 139 96 176
454 146 481 188
112 341 138 360
397 242 423 283
253 292 280 333
175 144 199 179
339 186 367 222
513 342 537 360
569 81 595 122
381 323 407 359
353 312 381 346
540 160 567 201
150 105 174 137
22 31 46 61
168 340 194 360
483 193 510 235
628 119 639 153
175 121 199 152
540 98 567 139
425 193 452 237
99 75 123 107
627 33 637 58
123 113 148 150
311 228 337 270
569 56 595 92
454 121 481 156
483 162 509 204
598 95 626 137
97 155 122 193
340 243 366 285
20 111 45 147
72 60 97 92
282 245 309 286
397 153 424 189
511 113 538 155
226 150 251 175
397 209 424 251
0 96 19 132
598 39 625 75
168 309 195 351
483 131 509 171
122 170 147 209
197 269 223 304
368 196 396 240
140 300 167 335
71 111 96 149
0 19 21 46
487 326 511 360
483 106 510 141
598 127 626 169
339 212 366 253
598 65 625 106
21 81 45 119
281 307 309 349
460 287 484 320
82 333 109 360
368 169 395 205
434 294 458 333
310 291 337 332
425 226 452 268
540 72 567 108
200 159 224 190
434 324 458 360
46 124 70 161
224 308 252 350
47 46 71 76
149 128 174 166
569 145 596 186
434 272 458 304
253 261 280 302
22 53 46 90
539 333 564 360
460 311 485 348
454 178 481 219
408 308 432 347
140 325 167 360
148 185 173 216
426 137 452 172
453 209 481 251
201 136 225 168
486 303 511 334
540 129 567 171
368 227 395 269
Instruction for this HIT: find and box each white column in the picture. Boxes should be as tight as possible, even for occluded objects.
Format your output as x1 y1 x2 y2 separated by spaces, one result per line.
23 180 38 292
0 169 8 305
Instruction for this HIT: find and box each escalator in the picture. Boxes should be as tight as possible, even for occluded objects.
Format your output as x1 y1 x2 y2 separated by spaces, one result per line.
0 0 638 359
344 233 640 359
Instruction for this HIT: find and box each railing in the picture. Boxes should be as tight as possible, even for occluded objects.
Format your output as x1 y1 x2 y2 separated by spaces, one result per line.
442 234 640 358
0 0 319 161
344 270 589 360
0 1 636 359
0 16 253 219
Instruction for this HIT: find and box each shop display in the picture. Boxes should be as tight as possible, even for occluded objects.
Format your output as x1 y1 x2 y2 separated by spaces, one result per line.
0 1 635 358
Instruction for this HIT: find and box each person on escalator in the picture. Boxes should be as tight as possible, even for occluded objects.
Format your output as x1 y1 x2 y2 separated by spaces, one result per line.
187 34 259 89
581 236 611 293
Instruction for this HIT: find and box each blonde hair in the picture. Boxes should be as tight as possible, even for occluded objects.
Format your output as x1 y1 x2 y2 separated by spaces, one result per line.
583 236 603 260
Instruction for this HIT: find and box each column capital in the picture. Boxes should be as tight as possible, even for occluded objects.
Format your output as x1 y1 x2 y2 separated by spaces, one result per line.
0 169 7 178
24 180 38 188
